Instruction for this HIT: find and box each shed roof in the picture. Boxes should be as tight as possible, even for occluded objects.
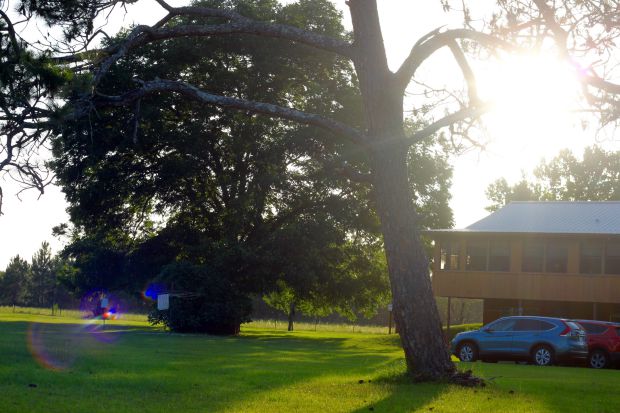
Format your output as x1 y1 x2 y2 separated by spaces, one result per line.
429 201 620 235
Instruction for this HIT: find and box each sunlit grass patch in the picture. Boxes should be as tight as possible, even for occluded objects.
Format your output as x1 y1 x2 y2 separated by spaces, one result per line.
0 310 617 412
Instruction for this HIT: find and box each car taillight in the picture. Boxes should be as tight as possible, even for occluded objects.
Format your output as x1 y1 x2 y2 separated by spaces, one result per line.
559 321 571 336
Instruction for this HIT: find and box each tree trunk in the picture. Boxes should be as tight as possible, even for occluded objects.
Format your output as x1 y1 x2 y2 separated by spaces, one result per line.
287 301 296 331
371 141 455 380
347 0 455 380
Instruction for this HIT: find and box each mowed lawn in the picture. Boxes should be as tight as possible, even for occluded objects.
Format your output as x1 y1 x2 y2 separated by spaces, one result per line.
0 312 619 412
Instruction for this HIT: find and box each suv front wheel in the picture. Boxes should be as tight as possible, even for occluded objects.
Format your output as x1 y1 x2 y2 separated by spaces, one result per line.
457 342 478 362
532 345 554 366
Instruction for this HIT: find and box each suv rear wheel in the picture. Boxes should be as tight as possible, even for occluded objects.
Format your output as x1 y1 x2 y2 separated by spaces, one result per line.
457 342 478 362
589 350 609 369
532 345 554 366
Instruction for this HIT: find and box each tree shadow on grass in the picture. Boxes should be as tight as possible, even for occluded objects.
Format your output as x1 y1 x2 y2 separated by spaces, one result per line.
344 359 449 413
349 383 446 413
0 319 412 412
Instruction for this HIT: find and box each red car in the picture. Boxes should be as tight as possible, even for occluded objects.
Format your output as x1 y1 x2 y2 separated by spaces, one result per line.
576 320 620 369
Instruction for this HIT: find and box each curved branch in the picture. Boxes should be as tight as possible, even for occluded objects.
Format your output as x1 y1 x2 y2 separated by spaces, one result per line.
531 0 568 49
395 28 516 92
584 75 620 95
531 0 620 98
448 40 479 105
90 79 367 145
92 5 354 87
407 102 490 145
0 9 20 53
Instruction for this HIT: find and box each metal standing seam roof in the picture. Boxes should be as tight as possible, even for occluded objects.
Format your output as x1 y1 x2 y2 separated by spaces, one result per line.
430 201 620 235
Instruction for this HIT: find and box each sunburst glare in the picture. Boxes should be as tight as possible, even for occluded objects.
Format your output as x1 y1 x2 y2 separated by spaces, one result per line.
478 54 583 159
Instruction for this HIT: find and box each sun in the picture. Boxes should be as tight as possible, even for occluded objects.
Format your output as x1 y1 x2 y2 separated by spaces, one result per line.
448 53 588 227
477 54 583 162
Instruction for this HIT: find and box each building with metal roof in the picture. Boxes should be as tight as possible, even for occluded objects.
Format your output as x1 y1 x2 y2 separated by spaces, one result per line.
426 201 620 325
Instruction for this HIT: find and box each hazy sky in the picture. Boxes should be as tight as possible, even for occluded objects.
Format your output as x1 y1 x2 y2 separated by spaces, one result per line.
0 0 611 268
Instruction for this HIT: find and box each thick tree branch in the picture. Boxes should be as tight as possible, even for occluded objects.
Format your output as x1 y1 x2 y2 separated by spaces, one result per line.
584 75 620 95
92 4 354 87
531 0 568 49
406 102 490 145
531 1 620 100
0 10 20 53
529 1 582 68
395 28 515 92
448 40 479 105
89 79 367 145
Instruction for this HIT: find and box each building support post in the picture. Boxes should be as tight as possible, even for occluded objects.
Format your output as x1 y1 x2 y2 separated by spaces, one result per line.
446 296 451 342
593 302 598 320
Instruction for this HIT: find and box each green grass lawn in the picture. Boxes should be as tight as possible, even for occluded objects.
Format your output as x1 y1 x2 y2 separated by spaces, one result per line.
0 311 618 412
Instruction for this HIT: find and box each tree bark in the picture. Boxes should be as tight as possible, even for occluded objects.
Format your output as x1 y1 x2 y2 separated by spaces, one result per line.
370 141 455 380
287 301 296 332
348 0 455 380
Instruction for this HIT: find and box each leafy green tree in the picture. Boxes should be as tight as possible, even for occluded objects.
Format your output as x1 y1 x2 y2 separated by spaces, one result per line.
486 146 620 211
485 177 542 212
52 0 452 337
52 0 374 332
30 242 60 308
262 213 390 331
0 255 31 307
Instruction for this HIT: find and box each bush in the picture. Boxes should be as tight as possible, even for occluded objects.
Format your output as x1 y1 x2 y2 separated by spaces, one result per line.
148 262 252 335
443 323 482 342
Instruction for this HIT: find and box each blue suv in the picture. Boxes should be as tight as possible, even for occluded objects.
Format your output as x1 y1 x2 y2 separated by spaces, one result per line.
450 316 588 366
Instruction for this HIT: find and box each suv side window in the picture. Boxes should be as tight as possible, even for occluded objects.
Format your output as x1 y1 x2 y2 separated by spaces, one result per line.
489 319 517 331
616 328 620 337
514 319 541 331
539 321 555 331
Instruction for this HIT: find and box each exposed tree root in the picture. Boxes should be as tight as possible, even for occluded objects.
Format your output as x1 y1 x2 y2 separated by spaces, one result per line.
448 369 486 387
410 369 485 387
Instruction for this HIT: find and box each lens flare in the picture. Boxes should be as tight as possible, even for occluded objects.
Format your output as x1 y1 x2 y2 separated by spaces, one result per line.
80 290 123 320
27 323 81 371
141 282 166 302
27 291 130 370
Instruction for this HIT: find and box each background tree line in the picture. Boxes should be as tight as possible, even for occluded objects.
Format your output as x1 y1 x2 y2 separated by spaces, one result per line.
0 242 75 310
486 146 620 210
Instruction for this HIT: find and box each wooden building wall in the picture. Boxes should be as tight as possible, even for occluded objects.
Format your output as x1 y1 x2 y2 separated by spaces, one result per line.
431 234 620 322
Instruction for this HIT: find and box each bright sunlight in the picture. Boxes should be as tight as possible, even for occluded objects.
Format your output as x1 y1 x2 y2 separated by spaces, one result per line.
449 54 587 227
479 54 583 160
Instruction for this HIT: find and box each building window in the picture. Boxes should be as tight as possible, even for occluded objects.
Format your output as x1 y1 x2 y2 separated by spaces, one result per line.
580 242 603 274
522 241 544 273
606 243 620 275
489 241 510 272
440 241 460 270
466 241 487 271
546 242 568 273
